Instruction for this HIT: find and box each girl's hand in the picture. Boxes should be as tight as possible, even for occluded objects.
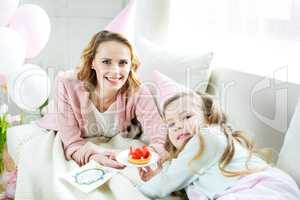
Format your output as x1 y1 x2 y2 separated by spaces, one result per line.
90 151 126 169
138 166 161 182
148 146 169 166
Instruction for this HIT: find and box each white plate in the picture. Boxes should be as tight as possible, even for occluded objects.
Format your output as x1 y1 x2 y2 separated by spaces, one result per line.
116 149 159 167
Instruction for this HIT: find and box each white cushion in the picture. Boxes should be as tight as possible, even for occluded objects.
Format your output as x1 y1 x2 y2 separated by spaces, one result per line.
135 38 213 93
277 98 300 186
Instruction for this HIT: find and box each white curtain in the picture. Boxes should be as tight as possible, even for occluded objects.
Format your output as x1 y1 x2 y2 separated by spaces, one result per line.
135 0 300 83
167 0 294 40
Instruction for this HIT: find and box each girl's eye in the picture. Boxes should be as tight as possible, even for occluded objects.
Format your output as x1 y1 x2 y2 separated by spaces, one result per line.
184 115 192 120
119 60 128 65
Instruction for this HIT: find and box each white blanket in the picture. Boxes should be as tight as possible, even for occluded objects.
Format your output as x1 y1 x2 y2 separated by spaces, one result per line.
7 123 157 200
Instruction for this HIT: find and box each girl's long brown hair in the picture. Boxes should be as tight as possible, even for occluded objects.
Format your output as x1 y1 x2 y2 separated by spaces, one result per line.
77 30 140 97
163 92 269 177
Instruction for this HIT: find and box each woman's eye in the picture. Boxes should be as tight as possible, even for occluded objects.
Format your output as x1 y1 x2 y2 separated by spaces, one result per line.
168 123 175 128
102 60 110 64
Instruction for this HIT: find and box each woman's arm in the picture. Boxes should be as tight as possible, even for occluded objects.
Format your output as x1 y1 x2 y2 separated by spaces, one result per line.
55 73 124 168
55 73 87 165
134 85 168 156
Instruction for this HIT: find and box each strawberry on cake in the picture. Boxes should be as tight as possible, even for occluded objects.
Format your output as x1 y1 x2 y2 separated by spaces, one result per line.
128 146 152 165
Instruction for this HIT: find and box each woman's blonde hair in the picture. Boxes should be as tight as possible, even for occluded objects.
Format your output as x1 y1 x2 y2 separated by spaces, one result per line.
163 92 269 177
77 30 140 96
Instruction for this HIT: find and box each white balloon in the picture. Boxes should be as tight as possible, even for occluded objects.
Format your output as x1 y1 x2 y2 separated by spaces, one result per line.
9 4 51 59
0 0 19 26
0 27 26 77
8 64 51 112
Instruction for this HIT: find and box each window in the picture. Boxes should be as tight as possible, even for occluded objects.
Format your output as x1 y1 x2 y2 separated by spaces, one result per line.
166 0 299 84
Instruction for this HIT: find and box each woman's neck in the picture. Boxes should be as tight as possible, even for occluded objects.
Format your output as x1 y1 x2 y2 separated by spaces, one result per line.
92 85 118 112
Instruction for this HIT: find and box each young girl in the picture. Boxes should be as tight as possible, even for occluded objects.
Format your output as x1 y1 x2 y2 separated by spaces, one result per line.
138 92 300 200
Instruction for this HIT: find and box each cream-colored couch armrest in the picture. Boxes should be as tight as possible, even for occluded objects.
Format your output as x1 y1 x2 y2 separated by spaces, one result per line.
277 99 300 186
6 122 46 165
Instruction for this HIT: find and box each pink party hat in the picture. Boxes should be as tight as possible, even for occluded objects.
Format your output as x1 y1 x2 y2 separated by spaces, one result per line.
105 0 136 42
152 70 191 111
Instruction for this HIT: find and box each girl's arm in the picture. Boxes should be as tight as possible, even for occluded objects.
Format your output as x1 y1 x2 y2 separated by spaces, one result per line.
139 131 225 198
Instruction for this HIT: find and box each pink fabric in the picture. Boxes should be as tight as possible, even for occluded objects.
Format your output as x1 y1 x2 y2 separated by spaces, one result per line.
0 170 17 199
105 0 136 42
187 167 300 200
0 73 6 86
36 70 167 164
153 70 191 110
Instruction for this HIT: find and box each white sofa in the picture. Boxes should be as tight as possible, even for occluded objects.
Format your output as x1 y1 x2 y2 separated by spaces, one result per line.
207 67 300 187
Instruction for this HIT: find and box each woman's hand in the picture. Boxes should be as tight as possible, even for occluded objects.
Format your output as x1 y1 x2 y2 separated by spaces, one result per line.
72 142 104 166
72 142 125 168
138 166 161 182
90 151 126 169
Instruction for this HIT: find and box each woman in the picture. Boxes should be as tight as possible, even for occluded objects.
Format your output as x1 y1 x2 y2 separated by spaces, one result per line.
9 30 167 200
37 30 167 167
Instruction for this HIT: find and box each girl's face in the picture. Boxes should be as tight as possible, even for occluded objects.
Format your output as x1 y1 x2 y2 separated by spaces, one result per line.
92 40 131 92
164 95 207 149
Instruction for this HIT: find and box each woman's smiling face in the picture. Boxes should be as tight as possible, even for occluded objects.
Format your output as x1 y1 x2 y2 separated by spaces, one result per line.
92 40 131 92
164 95 207 149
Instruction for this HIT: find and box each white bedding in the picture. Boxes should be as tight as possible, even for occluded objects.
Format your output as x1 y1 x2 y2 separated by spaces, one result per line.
6 122 177 200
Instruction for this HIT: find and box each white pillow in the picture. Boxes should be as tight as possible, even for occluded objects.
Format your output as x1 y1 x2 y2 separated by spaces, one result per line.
135 38 213 93
277 98 300 186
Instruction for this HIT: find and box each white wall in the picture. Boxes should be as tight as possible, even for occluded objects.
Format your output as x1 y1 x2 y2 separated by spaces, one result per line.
135 0 170 44
22 0 128 70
